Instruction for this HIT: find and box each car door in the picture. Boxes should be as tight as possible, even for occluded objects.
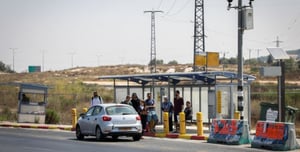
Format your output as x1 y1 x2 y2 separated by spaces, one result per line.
80 107 95 134
89 106 102 135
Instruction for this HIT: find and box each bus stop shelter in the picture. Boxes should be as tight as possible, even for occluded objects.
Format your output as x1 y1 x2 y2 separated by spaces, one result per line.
99 71 256 125
0 82 48 124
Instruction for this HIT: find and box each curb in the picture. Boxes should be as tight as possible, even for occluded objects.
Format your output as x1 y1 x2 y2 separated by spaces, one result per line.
0 123 73 131
143 131 207 140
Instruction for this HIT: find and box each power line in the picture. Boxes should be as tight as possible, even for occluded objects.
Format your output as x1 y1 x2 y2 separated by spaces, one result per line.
164 0 177 15
157 0 164 10
164 0 192 16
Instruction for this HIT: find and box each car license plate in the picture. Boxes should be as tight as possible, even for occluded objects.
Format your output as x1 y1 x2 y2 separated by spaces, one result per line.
119 127 131 131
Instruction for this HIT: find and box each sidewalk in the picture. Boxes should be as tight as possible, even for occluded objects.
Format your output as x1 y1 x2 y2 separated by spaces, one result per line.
143 124 209 140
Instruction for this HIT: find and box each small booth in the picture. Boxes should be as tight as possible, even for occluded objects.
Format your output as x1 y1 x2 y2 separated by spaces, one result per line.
17 83 48 124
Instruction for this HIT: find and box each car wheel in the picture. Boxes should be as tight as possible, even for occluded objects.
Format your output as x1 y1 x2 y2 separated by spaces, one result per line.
95 126 103 141
132 134 141 141
76 125 84 140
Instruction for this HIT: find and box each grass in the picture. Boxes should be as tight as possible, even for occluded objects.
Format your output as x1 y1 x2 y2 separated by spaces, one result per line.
0 107 16 121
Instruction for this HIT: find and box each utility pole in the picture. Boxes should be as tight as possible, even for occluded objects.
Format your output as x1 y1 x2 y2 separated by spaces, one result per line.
221 51 229 71
41 50 45 72
256 49 261 62
273 36 283 48
144 10 163 96
227 0 254 120
248 49 251 67
144 10 163 74
96 54 101 67
193 0 205 72
9 48 17 72
69 52 76 68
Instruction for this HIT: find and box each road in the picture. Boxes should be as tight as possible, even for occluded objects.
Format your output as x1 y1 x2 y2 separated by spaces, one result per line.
0 127 271 152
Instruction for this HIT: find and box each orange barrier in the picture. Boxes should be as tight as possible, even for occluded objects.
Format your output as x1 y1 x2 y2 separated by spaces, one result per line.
251 121 300 151
207 119 251 145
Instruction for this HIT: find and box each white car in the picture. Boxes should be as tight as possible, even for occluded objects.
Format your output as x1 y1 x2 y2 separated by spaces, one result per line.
76 104 142 141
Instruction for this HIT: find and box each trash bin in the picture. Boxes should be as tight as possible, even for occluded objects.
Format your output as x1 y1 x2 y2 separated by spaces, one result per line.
259 102 298 123
285 106 298 123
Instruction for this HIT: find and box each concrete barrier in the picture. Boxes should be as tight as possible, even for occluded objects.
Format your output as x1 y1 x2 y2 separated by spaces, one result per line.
251 121 300 151
207 119 251 145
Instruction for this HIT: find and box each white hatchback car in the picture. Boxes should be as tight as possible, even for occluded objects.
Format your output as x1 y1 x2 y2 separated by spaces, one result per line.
76 104 142 141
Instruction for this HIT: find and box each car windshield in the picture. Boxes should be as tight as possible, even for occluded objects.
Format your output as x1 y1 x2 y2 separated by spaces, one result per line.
106 106 137 115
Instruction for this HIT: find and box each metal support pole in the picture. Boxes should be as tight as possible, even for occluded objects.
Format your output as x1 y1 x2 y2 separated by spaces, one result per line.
237 0 244 120
278 60 285 122
227 0 254 121
193 0 205 72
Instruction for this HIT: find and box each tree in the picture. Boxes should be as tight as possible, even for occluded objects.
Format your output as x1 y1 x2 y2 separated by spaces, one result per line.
228 57 237 64
267 55 273 65
167 60 178 65
285 58 297 72
148 59 164 66
0 61 14 73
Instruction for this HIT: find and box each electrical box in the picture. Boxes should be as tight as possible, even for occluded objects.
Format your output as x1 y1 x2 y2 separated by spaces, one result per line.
260 66 282 77
243 8 253 30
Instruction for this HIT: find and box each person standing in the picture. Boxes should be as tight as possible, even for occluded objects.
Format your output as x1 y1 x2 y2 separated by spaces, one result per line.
139 100 148 133
130 93 141 113
145 92 158 133
90 91 103 107
121 95 132 105
161 96 173 132
173 90 184 133
21 93 30 104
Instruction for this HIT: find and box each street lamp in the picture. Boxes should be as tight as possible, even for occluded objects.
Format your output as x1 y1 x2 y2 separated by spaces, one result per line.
227 0 254 120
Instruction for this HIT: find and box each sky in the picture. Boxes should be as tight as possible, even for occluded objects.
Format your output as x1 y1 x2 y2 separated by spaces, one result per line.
0 0 299 72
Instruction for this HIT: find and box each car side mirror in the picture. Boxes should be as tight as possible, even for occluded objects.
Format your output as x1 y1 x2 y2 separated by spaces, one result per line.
80 113 86 118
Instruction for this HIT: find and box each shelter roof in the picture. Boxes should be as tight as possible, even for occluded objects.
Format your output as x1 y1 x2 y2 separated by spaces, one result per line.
98 71 256 85
0 82 48 91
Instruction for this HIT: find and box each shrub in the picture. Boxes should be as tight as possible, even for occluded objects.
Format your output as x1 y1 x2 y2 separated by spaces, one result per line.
0 107 15 121
45 109 60 124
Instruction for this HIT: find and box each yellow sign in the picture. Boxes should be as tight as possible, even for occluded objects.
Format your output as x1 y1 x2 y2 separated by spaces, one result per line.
195 54 206 66
207 52 220 67
195 52 219 67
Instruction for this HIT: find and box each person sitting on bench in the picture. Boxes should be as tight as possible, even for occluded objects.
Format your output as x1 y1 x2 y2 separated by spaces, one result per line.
184 101 192 123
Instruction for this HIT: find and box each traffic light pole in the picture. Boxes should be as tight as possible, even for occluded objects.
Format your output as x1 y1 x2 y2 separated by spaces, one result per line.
227 0 254 120
237 0 244 120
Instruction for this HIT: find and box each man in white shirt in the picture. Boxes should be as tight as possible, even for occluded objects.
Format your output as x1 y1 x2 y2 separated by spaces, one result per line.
90 91 103 107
